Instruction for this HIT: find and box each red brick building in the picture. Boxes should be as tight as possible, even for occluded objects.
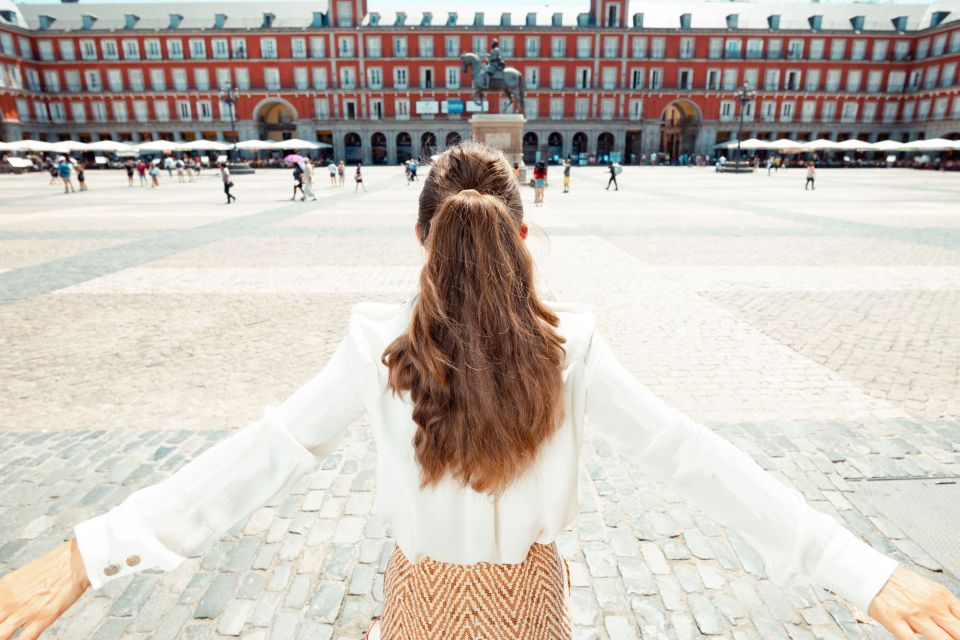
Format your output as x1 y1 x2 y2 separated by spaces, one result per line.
0 0 958 164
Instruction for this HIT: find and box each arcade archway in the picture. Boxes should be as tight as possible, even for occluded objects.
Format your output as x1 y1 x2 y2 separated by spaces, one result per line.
522 132 539 164
254 99 298 142
659 100 701 160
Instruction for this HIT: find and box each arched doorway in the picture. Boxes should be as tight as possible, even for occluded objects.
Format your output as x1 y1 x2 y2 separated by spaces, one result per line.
344 132 362 164
420 132 437 160
445 132 462 148
547 132 563 162
596 132 615 164
254 99 298 142
522 132 539 164
371 132 387 165
571 132 588 161
659 100 701 161
396 132 412 163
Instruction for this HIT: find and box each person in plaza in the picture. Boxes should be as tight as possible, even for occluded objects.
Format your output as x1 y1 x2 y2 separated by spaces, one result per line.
164 155 175 179
513 161 521 182
408 159 418 182
291 162 305 201
767 156 775 175
403 160 412 184
606 160 619 191
337 160 346 187
302 158 317 201
805 160 816 191
175 157 186 183
354 161 366 192
532 161 547 207
193 155 202 180
135 159 147 187
562 158 572 194
148 162 160 188
328 160 338 187
46 158 59 185
57 157 74 194
124 160 135 187
2 141 959 640
220 162 235 204
76 162 87 192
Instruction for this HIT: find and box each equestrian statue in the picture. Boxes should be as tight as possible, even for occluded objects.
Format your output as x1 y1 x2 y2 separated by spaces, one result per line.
460 39 525 112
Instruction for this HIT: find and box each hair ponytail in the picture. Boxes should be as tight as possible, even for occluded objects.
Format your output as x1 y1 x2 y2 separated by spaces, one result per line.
382 142 566 497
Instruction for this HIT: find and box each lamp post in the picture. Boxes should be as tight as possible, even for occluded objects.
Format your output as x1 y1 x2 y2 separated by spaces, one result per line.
735 82 756 165
219 83 240 162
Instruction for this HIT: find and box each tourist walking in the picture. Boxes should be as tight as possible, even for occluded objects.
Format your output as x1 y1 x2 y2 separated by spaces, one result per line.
57 157 75 193
532 161 547 206
176 158 186 183
124 160 134 186
47 158 60 185
148 163 160 188
164 156 175 179
136 159 147 186
562 158 572 194
3 141 956 640
805 161 816 190
76 163 87 191
337 160 346 187
302 160 317 200
408 159 418 182
291 162 305 201
220 162 235 204
606 161 619 191
354 161 366 192
328 160 338 187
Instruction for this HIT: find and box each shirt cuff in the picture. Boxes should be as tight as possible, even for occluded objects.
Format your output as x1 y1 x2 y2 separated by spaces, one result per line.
74 507 187 591
813 525 900 615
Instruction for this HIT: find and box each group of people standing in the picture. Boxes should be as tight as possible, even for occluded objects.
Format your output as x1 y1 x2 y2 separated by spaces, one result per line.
45 156 86 194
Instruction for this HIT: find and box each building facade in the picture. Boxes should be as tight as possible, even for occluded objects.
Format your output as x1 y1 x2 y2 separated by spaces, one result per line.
0 0 958 164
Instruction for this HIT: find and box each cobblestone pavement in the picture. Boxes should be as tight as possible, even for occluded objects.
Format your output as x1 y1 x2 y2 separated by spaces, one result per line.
1 166 959 640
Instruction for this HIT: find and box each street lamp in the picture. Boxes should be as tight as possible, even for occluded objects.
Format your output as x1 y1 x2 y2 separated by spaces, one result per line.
735 82 756 166
219 83 240 162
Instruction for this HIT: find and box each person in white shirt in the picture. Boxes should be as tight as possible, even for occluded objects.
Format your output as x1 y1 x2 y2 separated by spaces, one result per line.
302 159 317 201
1 142 958 640
328 160 337 187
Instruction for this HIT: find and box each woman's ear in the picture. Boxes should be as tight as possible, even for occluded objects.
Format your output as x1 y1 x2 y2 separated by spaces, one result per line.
519 223 529 240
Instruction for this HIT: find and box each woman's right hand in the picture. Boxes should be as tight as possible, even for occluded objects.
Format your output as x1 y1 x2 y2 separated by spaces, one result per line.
0 538 91 640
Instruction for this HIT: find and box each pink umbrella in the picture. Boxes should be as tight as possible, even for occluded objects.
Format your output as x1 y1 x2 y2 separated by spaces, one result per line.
283 154 305 164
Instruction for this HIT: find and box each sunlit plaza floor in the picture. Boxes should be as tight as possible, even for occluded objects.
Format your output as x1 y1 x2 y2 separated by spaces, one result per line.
1 165 958 639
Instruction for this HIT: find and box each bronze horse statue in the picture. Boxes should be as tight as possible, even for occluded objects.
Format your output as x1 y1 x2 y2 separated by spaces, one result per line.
460 52 525 113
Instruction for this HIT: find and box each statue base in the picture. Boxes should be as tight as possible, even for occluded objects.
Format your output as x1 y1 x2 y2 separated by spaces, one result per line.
721 160 754 174
469 114 526 165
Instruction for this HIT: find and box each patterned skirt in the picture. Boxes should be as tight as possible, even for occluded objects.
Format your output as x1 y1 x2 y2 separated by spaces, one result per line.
377 542 573 640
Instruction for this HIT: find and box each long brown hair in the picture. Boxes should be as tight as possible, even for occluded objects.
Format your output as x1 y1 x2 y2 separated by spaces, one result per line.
382 141 566 497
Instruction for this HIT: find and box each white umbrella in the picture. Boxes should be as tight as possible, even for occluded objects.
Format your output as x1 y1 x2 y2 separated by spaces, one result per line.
236 139 277 150
768 138 804 151
5 139 71 153
871 140 905 151
801 139 841 151
835 139 873 151
180 139 231 151
56 140 90 151
272 138 319 150
736 138 771 150
135 139 182 153
85 140 135 153
902 138 960 151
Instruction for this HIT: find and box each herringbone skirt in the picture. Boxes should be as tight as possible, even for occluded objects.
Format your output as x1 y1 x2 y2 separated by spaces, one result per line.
380 542 573 639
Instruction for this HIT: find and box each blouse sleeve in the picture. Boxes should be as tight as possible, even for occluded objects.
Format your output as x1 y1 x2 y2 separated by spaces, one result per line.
583 328 899 615
73 323 370 591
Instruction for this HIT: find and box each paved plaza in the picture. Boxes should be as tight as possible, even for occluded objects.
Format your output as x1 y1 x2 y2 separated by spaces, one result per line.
1 164 959 640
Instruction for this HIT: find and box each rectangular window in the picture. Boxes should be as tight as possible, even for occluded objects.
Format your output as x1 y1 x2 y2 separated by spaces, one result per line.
908 69 922 90
113 101 128 123
894 40 910 61
550 97 564 120
261 37 277 58
310 37 325 58
602 67 616 90
821 100 837 122
708 38 722 59
951 32 960 54
784 69 801 91
167 39 184 60
550 67 565 89
59 39 76 61
887 71 905 92
150 69 166 91
102 40 118 60
720 101 734 121
600 98 615 120
394 67 408 89
632 67 645 90
841 102 858 123
526 36 539 57
524 97 538 120
576 67 591 89
801 100 817 123
35 40 53 61
264 68 281 91
338 36 354 57
628 98 643 120
500 37 514 57
215 68 231 90
16 98 30 122
851 39 866 61
862 102 877 123
632 37 647 58
107 69 123 92
154 100 169 122
809 38 824 60
71 101 87 123
872 40 888 61
574 97 589 120
396 98 410 120
50 102 66 123
80 39 97 61
123 39 140 60
746 39 763 60
366 67 382 89
314 98 329 119
705 69 719 90
744 68 759 89
43 70 60 92
916 38 929 60
145 39 161 60
722 68 738 91
234 68 250 90
197 100 213 122
177 100 191 122
787 39 803 60
679 37 695 59
902 101 916 121
933 96 948 119
472 36 485 54
189 38 206 59
526 66 540 89
295 67 309 90
867 70 883 92
370 98 383 120
764 68 780 91
923 66 939 90
780 101 794 122
761 100 776 122
942 62 957 88
552 36 566 57
337 1 353 27
724 38 741 59
446 36 460 57
172 68 188 91
213 39 229 59
846 69 862 92
367 36 382 58
312 67 327 90
830 39 846 60
678 69 692 90
292 37 307 59
84 69 102 91
768 39 782 60
91 101 108 123
651 37 665 59
649 68 662 90
825 69 841 91
419 67 434 88
194 68 210 91
577 36 591 58
395 36 408 57
419 36 434 57
446 66 459 89
603 36 618 58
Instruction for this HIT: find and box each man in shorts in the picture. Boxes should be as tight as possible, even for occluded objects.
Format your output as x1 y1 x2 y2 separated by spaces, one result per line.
562 158 572 193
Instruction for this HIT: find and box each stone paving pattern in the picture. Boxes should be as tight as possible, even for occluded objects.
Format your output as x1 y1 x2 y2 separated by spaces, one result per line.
1 166 959 639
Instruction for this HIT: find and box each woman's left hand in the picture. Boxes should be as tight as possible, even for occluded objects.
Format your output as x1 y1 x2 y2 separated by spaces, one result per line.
868 565 960 639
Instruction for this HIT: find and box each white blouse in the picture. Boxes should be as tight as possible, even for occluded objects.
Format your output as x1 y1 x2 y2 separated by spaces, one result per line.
74 297 899 615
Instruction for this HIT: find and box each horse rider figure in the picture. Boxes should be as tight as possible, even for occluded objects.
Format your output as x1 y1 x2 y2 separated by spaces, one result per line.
480 39 507 89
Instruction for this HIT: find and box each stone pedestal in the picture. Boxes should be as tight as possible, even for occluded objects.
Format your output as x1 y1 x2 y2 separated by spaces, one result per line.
469 114 526 165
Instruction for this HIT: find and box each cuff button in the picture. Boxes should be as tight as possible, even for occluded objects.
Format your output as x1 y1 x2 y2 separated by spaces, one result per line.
103 564 120 576
125 555 141 567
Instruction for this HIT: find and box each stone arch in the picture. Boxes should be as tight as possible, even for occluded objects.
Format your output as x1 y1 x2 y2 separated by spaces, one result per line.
344 132 362 163
522 132 539 164
659 100 701 159
252 98 299 141
596 132 615 163
396 132 413 163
